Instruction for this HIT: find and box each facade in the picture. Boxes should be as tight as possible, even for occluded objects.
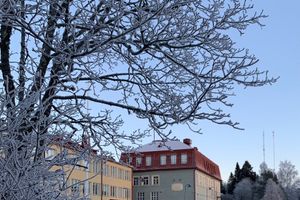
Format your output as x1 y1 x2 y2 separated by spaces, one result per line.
48 137 132 200
120 139 221 200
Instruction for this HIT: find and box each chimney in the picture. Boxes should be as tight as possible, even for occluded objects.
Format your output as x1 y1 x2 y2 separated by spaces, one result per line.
81 134 90 147
183 138 192 146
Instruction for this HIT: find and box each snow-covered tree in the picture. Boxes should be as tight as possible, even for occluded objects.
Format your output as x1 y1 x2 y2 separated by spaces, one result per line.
259 162 278 183
251 162 278 200
233 178 253 200
0 0 275 198
261 179 286 200
278 161 299 189
259 162 269 175
277 161 300 200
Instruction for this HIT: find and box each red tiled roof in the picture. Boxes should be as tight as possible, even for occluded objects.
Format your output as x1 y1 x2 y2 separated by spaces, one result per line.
193 148 221 180
121 139 222 181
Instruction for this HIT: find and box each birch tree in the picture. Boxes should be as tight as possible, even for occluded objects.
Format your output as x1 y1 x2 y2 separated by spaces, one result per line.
277 161 300 200
0 0 276 198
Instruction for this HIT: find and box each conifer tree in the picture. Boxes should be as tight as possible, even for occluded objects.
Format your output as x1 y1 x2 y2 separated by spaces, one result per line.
227 172 237 194
240 161 257 182
234 162 242 182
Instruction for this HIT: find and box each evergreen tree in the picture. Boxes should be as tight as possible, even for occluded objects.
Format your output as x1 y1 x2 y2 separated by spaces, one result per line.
240 161 257 182
227 172 237 194
234 162 242 182
262 170 278 184
221 181 227 194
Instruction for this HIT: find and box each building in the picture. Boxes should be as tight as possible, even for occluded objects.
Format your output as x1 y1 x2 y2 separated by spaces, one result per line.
48 136 133 200
120 138 221 200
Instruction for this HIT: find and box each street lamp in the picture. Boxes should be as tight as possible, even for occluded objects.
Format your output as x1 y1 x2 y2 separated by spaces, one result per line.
184 184 191 200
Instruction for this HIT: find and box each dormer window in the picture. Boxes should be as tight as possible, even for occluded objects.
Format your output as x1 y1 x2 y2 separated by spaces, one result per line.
181 153 187 164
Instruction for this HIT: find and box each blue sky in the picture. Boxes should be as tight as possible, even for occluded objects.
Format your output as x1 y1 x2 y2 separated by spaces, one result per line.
120 0 300 181
188 0 300 180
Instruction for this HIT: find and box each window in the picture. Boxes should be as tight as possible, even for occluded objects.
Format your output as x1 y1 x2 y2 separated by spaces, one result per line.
79 183 84 194
110 186 117 197
93 160 100 173
160 155 166 165
141 176 149 186
88 182 92 195
181 153 187 164
136 157 142 166
93 183 101 196
129 156 132 164
146 156 152 166
102 184 110 196
134 177 139 186
137 192 145 200
152 175 160 185
125 170 130 180
71 179 80 193
124 188 130 199
118 168 123 179
171 154 177 165
151 191 159 200
103 163 109 176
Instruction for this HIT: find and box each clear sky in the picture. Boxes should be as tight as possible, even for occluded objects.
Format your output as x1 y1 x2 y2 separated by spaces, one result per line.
186 0 300 180
120 0 300 181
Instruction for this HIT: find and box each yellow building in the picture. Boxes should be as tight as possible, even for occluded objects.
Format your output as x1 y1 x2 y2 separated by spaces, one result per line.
47 137 132 200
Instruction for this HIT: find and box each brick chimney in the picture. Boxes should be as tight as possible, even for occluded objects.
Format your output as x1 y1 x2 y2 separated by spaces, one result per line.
183 138 192 146
81 134 90 147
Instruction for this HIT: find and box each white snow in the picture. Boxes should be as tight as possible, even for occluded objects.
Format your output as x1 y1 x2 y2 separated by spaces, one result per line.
135 140 193 152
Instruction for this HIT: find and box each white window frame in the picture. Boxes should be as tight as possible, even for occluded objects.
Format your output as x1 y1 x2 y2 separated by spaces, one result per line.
150 191 159 200
146 156 152 166
181 153 188 164
152 175 160 185
141 176 149 186
160 155 166 165
137 192 145 200
171 154 177 165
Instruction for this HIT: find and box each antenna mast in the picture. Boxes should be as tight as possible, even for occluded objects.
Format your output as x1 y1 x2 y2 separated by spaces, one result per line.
272 131 276 171
263 131 266 163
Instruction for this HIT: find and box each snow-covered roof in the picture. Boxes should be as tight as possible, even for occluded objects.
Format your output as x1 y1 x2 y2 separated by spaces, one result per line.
135 140 193 152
